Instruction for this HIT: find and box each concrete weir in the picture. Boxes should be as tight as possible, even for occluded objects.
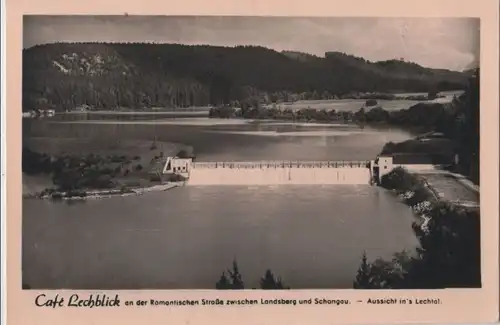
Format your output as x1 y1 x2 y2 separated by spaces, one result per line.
186 161 372 185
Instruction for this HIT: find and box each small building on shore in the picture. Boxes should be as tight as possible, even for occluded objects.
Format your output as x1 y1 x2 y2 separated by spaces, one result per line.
162 156 193 178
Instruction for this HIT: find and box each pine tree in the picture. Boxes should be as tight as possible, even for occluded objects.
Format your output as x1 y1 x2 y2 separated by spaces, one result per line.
228 260 244 289
260 269 288 289
215 260 245 289
215 272 231 289
353 251 372 289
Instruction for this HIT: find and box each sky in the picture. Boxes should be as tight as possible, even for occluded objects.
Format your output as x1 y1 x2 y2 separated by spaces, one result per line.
23 16 479 71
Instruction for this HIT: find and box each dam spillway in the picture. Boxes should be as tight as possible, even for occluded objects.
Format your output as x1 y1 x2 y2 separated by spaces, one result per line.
186 161 373 185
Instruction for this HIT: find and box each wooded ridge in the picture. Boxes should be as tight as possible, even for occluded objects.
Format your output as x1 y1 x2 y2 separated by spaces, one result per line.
23 42 469 111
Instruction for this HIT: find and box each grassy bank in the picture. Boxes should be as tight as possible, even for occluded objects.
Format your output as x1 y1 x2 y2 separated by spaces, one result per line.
22 137 192 198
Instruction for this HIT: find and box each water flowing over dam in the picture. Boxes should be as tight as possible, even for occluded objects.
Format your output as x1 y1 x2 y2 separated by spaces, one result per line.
187 161 373 185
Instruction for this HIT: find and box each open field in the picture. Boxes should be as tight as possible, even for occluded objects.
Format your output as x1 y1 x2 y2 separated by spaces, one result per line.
264 93 460 112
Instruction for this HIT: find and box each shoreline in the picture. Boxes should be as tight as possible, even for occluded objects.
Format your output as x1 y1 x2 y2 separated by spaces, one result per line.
23 90 463 114
25 182 183 201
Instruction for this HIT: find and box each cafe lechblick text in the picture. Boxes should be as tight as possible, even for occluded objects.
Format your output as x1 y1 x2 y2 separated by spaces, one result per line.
35 294 441 308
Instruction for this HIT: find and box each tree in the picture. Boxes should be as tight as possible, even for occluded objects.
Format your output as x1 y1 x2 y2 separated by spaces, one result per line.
215 260 245 289
260 269 289 289
408 202 481 288
215 272 232 290
354 107 366 123
365 106 390 122
22 42 467 112
458 69 479 184
228 260 245 289
353 251 372 289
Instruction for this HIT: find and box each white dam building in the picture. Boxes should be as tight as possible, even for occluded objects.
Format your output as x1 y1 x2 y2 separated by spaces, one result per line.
161 153 455 186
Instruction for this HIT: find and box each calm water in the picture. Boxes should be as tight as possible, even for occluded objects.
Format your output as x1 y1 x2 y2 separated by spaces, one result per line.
23 107 424 289
24 119 414 162
23 186 418 289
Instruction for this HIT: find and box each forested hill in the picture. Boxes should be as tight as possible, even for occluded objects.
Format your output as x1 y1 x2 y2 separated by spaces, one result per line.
22 42 469 111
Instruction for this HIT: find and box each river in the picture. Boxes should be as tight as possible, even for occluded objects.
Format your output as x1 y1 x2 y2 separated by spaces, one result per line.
23 107 425 289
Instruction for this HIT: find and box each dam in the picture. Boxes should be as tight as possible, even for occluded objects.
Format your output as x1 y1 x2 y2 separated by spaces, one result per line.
164 159 374 185
162 153 448 186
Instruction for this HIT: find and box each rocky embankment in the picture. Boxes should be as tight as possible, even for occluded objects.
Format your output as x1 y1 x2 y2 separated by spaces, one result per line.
379 167 439 232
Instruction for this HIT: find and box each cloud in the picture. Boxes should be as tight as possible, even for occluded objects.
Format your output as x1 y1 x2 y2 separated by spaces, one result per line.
23 16 479 70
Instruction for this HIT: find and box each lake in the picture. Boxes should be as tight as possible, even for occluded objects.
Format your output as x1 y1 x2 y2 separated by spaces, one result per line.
23 119 415 162
23 185 418 289
22 108 424 289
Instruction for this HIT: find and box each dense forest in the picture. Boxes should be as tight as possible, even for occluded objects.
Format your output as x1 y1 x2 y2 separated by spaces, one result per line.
23 42 469 111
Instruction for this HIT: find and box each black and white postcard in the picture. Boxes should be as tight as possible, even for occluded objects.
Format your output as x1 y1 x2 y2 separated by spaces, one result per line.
4 0 499 324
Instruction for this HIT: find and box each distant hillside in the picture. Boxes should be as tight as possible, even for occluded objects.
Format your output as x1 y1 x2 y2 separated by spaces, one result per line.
281 50 320 62
22 42 469 111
